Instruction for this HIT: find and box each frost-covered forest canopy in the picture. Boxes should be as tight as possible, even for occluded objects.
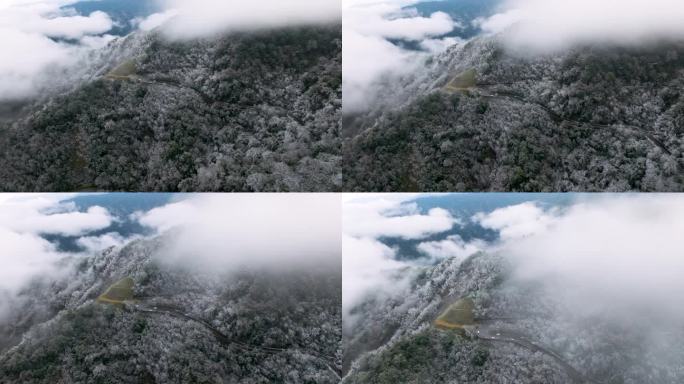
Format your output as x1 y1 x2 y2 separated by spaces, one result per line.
343 0 684 192
0 194 342 383
0 0 341 192
342 194 684 383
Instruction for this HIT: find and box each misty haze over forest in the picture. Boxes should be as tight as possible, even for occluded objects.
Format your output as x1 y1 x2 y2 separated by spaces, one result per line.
0 193 342 383
0 0 341 192
1 1 684 383
342 193 684 383
343 0 684 192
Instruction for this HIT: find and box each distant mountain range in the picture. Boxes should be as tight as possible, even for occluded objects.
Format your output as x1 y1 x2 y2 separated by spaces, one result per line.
409 0 500 39
66 0 160 36
381 193 575 261
42 193 178 252
390 0 500 50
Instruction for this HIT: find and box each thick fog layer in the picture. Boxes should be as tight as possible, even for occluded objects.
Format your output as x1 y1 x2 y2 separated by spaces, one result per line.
481 0 684 52
137 194 342 271
343 0 460 112
342 194 460 326
0 0 114 100
489 196 684 323
0 193 341 319
156 0 340 39
0 194 114 317
0 0 339 100
343 194 684 335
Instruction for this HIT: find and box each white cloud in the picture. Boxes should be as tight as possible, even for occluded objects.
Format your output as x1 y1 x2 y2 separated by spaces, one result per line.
0 0 113 100
480 0 684 52
76 232 133 253
134 200 195 233
136 194 341 270
79 33 116 49
342 235 412 326
159 0 340 39
11 206 113 237
7 10 113 39
472 195 684 323
0 195 113 236
0 194 117 317
132 10 179 32
354 10 456 41
342 194 458 325
0 193 342 318
343 0 459 112
342 28 417 112
343 197 456 240
420 36 463 52
417 235 485 263
0 0 341 99
0 27 74 98
344 194 684 343
473 9 524 35
473 201 558 240
0 228 60 293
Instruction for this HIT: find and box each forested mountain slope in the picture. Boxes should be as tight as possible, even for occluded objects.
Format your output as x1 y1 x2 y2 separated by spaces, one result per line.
344 38 684 191
0 236 342 383
343 252 684 383
0 24 341 192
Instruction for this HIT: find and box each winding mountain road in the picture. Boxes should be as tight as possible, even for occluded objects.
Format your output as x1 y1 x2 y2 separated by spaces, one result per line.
475 325 596 384
478 89 673 155
105 73 214 104
442 79 674 155
134 304 341 380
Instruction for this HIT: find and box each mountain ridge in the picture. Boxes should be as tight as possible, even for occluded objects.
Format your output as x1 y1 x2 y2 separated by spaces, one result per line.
0 23 342 192
344 35 684 191
0 234 342 383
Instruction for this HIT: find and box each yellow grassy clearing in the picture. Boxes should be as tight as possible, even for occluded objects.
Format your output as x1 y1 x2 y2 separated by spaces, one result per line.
434 297 475 330
444 68 477 92
97 277 135 305
105 60 137 80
